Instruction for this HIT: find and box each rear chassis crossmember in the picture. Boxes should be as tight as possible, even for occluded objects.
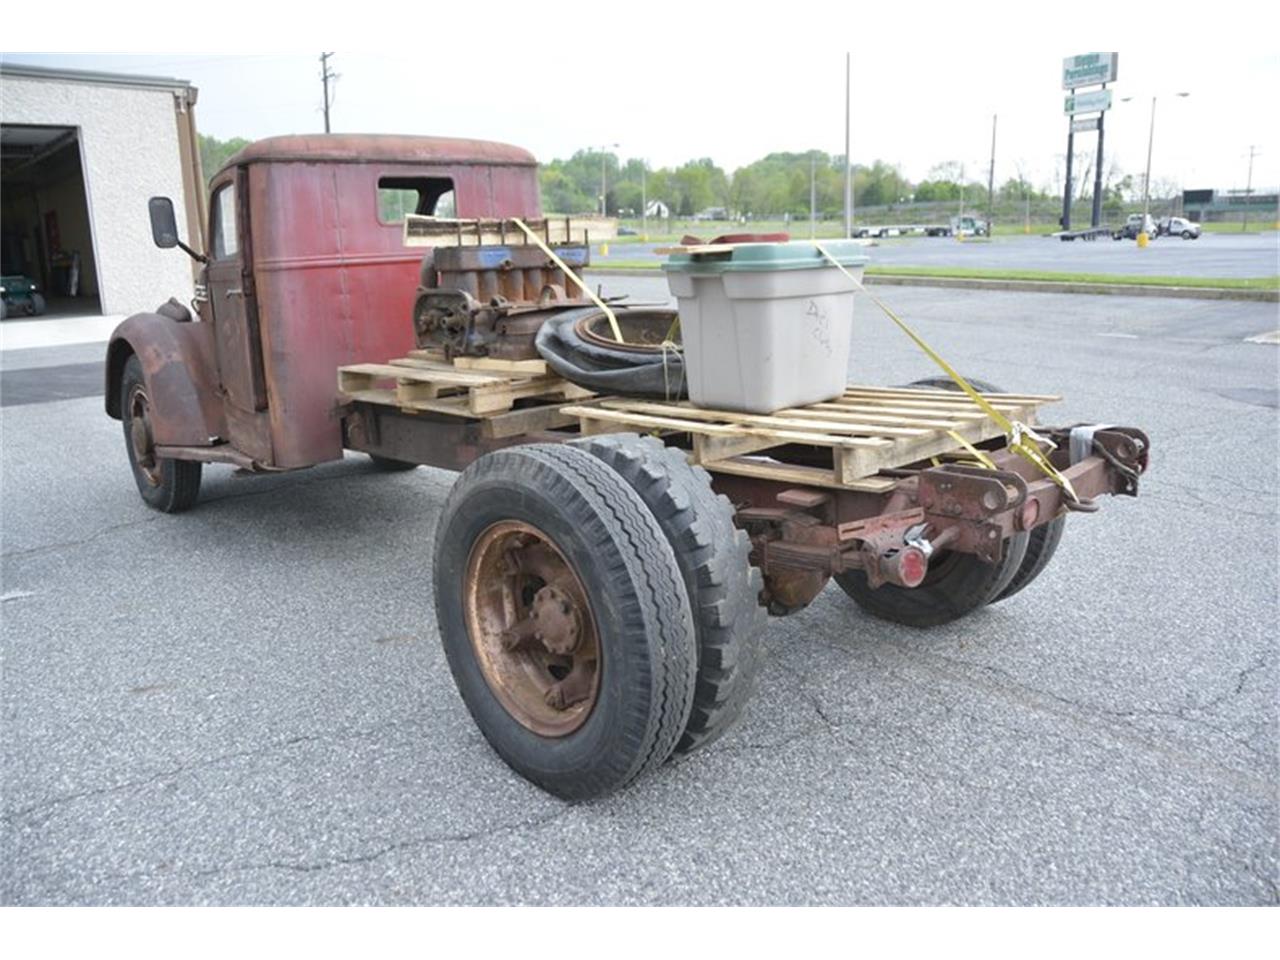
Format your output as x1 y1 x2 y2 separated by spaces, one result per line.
340 399 1148 610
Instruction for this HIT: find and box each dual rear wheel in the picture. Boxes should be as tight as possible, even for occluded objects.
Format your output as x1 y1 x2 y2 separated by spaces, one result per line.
834 376 1066 628
432 438 765 800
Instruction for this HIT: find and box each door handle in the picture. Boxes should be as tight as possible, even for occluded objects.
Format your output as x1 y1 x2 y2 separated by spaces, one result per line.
225 288 243 299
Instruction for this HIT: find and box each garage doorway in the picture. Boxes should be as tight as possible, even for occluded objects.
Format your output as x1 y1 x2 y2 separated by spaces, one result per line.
1 123 103 318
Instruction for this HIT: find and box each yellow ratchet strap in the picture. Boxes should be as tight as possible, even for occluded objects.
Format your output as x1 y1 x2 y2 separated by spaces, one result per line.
512 218 623 342
812 241 1079 502
945 430 999 470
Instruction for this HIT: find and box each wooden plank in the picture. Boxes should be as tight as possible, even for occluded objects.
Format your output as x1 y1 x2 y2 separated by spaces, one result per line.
385 359 508 386
833 394 1027 413
480 403 577 439
452 356 549 376
700 455 898 493
559 406 895 451
652 243 737 255
813 400 996 420
692 433 783 463
403 215 616 248
775 406 965 429
844 386 1061 403
467 378 593 415
598 400 931 439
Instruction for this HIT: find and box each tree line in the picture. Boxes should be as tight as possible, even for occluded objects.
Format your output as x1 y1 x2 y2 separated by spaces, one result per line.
197 134 1134 220
539 149 1076 218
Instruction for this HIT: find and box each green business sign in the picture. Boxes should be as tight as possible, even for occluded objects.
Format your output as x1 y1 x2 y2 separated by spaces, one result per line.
1064 89 1113 115
1062 52 1119 90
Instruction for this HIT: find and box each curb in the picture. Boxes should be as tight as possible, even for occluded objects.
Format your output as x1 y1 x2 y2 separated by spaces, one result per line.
584 268 1278 302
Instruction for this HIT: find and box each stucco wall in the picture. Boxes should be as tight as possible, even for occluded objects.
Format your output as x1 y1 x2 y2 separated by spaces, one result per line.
1 75 194 315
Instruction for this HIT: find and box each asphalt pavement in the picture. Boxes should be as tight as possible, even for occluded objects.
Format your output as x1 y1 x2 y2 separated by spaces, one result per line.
598 230 1280 279
1 283 1277 905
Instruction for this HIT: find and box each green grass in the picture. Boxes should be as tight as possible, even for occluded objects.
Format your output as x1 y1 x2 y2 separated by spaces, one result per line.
861 266 1280 290
1196 221 1279 234
587 258 1279 290
603 217 1279 241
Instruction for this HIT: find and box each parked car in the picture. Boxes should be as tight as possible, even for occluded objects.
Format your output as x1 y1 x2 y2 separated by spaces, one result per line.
1114 213 1156 240
0 274 46 320
1157 216 1202 240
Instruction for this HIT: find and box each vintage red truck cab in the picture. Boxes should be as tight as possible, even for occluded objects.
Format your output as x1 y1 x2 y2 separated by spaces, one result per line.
105 133 541 485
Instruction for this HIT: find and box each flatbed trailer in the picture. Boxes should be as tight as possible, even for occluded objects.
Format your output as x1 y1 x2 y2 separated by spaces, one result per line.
107 134 1151 802
1056 226 1115 241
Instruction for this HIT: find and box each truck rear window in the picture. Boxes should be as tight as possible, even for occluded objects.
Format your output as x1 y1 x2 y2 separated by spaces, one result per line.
378 176 456 223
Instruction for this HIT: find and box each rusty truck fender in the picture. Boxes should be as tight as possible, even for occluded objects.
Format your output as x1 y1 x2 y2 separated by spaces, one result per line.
104 312 227 447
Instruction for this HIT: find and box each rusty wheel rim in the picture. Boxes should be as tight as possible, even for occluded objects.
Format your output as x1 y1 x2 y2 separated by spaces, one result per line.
464 520 602 737
127 384 162 487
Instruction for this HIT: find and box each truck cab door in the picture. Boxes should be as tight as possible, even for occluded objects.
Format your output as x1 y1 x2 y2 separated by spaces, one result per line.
206 170 273 463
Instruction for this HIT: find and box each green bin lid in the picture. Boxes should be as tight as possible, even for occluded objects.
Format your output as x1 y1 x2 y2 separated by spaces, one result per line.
661 239 869 274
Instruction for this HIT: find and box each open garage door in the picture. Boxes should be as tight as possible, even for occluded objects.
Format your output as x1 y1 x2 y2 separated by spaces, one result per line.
1 123 102 318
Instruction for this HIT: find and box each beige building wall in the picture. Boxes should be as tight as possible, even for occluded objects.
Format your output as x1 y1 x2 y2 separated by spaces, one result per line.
1 68 197 315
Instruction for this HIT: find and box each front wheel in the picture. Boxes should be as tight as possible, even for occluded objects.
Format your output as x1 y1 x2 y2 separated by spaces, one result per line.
433 444 697 800
1181 230 1193 239
121 355 202 512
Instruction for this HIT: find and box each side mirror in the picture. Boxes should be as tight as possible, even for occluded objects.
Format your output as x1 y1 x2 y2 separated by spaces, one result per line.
148 197 179 249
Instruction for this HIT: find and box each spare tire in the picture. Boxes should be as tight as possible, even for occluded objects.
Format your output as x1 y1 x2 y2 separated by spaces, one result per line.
535 306 687 400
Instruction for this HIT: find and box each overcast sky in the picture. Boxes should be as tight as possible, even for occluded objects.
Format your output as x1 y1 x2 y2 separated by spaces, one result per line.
5 2 1278 194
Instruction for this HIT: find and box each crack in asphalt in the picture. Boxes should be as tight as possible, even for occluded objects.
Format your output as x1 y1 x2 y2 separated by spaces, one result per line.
0 463 417 562
186 806 573 882
1 717 425 825
759 631 1276 797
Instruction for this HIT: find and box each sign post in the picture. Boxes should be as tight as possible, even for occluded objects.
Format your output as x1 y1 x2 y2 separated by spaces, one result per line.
1059 52 1118 230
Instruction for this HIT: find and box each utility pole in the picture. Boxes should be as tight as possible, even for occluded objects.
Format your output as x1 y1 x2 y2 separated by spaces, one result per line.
641 162 648 240
1243 145 1259 232
810 153 817 238
844 52 852 237
320 52 336 133
986 114 997 232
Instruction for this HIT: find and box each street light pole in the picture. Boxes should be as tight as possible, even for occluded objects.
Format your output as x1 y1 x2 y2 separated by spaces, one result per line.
598 143 619 216
1121 92 1190 236
1141 95 1157 221
844 51 852 238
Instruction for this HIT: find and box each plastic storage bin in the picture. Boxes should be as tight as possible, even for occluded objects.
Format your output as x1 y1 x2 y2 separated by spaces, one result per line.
662 240 868 413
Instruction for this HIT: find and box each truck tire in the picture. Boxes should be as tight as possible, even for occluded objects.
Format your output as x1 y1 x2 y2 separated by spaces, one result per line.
897 375 1002 394
29 293 46 316
433 443 697 800
834 532 1027 628
366 454 419 472
121 354 202 513
901 371 1070 604
899 375 1067 605
990 514 1066 604
577 434 766 756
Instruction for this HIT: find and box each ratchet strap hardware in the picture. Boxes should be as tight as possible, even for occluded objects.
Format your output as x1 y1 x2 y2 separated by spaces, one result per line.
812 241 1080 503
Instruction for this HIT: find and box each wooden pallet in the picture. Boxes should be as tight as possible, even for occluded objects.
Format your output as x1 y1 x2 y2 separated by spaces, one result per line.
337 354 594 438
562 386 1060 492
